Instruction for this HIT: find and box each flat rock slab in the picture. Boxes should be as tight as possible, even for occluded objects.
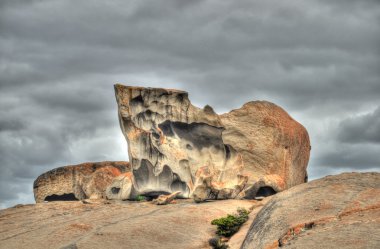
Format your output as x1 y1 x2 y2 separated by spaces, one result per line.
241 172 380 249
0 199 255 249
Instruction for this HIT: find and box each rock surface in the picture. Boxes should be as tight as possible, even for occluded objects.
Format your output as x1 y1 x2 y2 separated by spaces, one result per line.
241 172 380 249
34 161 130 202
0 199 255 249
5 173 379 249
114 84 310 201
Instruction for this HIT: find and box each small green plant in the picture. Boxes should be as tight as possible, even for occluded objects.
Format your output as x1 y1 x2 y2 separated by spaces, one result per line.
135 195 146 201
211 207 249 237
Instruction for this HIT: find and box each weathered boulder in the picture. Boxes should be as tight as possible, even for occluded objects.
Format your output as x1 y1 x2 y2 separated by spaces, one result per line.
114 84 310 201
241 172 380 249
221 101 311 198
33 161 130 203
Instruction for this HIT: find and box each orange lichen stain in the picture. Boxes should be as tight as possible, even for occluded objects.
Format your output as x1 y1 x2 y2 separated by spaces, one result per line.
264 240 280 249
124 172 133 179
108 167 122 176
338 203 380 218
187 180 194 190
262 174 285 191
127 128 144 140
127 127 150 141
195 166 210 177
212 181 226 188
278 222 315 246
156 127 166 144
172 149 187 159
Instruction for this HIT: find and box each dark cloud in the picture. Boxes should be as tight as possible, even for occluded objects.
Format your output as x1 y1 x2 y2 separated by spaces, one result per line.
0 119 25 132
1 0 379 208
337 107 380 144
316 143 380 170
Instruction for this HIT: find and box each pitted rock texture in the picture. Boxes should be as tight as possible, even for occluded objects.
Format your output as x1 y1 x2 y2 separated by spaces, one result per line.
241 172 380 249
34 161 130 203
114 84 310 201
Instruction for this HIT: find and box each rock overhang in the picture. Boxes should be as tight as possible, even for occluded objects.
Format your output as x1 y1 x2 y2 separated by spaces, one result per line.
114 84 310 201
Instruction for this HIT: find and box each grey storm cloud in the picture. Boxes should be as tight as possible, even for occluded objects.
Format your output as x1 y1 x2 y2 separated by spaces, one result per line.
338 107 380 144
0 0 379 208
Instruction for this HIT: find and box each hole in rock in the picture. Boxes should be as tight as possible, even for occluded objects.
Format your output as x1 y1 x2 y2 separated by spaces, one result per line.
151 131 160 140
176 93 185 102
158 120 224 150
44 193 78 202
111 187 120 194
256 186 276 198
224 144 231 160
130 95 144 106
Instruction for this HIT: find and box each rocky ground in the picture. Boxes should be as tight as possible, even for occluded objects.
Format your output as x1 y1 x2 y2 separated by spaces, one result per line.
242 172 380 249
1 172 379 249
0 199 258 249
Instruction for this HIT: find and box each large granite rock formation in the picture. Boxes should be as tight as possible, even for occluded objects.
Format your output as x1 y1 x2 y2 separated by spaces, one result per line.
114 84 310 201
33 161 130 203
241 172 380 249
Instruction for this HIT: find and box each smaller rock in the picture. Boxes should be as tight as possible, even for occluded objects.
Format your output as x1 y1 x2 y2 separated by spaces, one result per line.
33 161 130 203
152 191 181 205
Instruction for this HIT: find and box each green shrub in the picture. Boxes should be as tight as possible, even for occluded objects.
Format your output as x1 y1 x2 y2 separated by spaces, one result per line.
135 195 146 201
211 208 249 237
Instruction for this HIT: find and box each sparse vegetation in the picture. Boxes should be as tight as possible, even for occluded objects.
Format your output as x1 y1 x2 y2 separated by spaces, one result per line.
135 195 147 201
209 208 250 249
211 207 250 237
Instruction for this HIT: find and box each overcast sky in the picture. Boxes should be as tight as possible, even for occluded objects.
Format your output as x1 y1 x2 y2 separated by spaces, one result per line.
1 0 379 209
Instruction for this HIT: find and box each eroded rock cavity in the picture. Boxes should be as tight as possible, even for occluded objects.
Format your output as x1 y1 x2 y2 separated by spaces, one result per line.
114 85 310 201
